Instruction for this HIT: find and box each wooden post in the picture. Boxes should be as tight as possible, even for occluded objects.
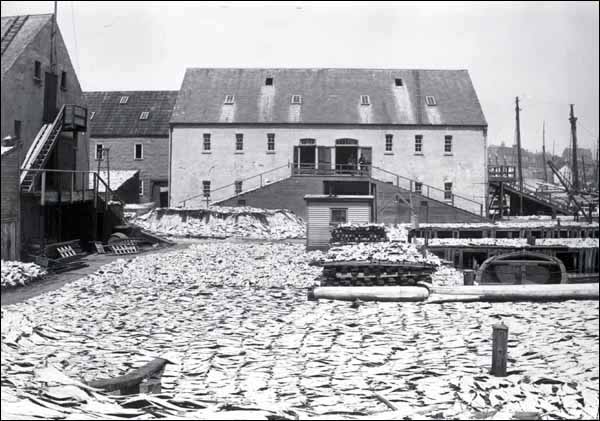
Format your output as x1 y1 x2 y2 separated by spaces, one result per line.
492 323 508 377
41 171 46 206
70 171 75 203
463 270 475 286
93 173 98 208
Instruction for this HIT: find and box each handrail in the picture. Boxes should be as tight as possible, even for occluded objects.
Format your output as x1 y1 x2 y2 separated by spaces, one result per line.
370 165 482 207
20 105 66 185
179 162 291 206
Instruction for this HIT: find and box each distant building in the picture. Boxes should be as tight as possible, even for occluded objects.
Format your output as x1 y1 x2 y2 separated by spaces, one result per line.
84 91 178 206
170 68 488 221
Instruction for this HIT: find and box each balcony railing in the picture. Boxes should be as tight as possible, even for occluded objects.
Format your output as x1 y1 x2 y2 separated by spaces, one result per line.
291 163 371 177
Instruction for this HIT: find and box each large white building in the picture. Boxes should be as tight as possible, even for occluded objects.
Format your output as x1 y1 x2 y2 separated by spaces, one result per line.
169 68 488 222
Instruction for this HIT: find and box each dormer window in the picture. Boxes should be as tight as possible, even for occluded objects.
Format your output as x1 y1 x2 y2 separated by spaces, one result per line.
265 77 273 86
224 95 235 105
291 95 302 105
360 95 370 105
425 96 437 106
395 78 403 87
89 111 96 120
139 111 149 120
119 96 129 104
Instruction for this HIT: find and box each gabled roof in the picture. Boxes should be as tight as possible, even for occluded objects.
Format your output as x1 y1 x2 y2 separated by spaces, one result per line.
84 91 178 137
1 14 52 77
171 68 487 126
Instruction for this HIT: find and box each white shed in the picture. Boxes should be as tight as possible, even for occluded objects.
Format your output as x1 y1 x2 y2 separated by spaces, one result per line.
304 195 374 250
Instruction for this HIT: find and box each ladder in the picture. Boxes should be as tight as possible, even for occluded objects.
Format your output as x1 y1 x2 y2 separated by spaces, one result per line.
1 15 28 55
20 106 66 192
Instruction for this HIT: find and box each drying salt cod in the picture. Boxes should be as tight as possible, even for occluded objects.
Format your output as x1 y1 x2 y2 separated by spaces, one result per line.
131 206 307 240
2 242 598 420
1 260 47 289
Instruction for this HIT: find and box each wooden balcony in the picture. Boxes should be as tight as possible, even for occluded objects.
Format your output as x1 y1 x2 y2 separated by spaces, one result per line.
292 163 372 177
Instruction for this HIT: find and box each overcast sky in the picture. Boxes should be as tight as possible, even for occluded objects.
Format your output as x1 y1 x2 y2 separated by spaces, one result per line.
2 1 599 154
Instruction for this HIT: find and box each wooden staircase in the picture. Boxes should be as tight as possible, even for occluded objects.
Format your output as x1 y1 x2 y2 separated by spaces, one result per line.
1 15 28 55
20 106 65 193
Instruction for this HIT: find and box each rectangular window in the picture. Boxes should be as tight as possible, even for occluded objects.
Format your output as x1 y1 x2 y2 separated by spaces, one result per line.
444 182 453 200
139 111 149 120
415 135 423 153
203 181 211 197
414 182 423 195
291 95 302 104
267 133 275 151
139 179 144 196
203 133 211 151
34 60 41 80
119 96 129 104
60 71 67 90
235 180 243 195
95 144 104 160
224 95 235 105
265 77 273 86
235 133 243 151
385 134 393 152
426 96 437 106
330 208 348 225
14 120 21 140
444 135 453 153
360 95 370 105
395 78 403 87
134 143 143 160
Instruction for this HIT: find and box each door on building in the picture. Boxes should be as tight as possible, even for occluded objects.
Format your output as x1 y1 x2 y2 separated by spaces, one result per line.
293 140 317 174
335 139 359 174
152 182 169 207
43 72 58 123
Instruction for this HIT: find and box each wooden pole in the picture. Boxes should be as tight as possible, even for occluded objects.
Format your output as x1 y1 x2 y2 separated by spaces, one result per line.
463 269 475 286
491 323 508 377
569 105 579 192
542 121 548 183
515 97 524 215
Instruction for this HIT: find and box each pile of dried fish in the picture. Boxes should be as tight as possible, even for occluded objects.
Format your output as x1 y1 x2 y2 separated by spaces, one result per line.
133 206 306 240
324 242 441 266
1 260 47 289
331 224 388 244
431 265 464 287
386 224 409 242
1 243 598 420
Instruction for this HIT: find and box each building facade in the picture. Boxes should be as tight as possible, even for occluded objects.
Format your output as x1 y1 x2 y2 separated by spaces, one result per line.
170 68 488 218
1 14 88 170
85 91 178 206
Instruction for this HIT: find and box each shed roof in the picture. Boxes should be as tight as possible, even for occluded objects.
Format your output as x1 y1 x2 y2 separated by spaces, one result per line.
90 170 139 192
84 91 178 137
1 14 52 77
172 68 487 126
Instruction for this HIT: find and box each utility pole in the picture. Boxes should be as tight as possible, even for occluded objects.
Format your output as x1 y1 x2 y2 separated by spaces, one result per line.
515 97 523 215
569 104 579 192
542 121 548 183
595 138 599 190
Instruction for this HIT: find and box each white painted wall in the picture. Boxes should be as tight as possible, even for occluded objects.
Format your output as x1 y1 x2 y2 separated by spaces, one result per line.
170 125 486 212
307 201 372 249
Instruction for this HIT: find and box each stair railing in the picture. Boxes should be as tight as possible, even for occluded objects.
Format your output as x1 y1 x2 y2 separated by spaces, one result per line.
179 162 291 207
20 105 66 186
370 165 484 217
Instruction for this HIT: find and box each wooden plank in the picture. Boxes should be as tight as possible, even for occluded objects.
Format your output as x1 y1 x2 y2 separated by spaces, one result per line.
431 283 599 301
